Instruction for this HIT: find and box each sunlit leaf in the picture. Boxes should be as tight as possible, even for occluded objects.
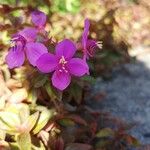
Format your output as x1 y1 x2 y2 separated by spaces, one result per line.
27 89 37 104
52 0 80 13
8 88 28 103
33 109 53 134
9 142 20 150
96 128 114 138
0 97 5 110
19 104 30 124
17 132 31 150
0 111 20 132
0 129 6 140
21 112 39 132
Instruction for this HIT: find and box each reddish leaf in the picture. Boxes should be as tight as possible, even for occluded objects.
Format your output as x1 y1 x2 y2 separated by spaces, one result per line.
90 121 98 136
68 115 87 126
54 137 64 150
65 143 92 150
91 91 107 102
123 135 140 147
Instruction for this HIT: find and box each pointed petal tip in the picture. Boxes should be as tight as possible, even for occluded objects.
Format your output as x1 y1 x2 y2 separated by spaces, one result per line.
52 71 71 91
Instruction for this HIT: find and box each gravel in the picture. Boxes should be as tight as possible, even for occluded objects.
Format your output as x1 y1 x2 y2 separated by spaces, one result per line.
88 50 150 144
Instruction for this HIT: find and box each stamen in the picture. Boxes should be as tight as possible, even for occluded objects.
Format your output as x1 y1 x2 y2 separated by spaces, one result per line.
59 56 67 65
10 34 26 52
12 45 17 51
96 41 103 49
62 66 65 70
58 56 68 73
12 37 19 41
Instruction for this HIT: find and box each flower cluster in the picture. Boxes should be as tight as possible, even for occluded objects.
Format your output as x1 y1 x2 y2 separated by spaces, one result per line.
6 10 99 90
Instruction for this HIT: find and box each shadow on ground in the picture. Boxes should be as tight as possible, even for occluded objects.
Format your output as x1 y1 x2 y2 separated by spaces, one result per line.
87 48 150 145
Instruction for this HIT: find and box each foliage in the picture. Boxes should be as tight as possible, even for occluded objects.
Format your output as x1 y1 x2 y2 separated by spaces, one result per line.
0 0 149 149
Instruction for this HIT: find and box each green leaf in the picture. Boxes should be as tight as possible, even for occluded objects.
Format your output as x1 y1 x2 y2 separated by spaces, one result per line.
5 104 23 114
70 83 82 104
17 132 31 150
45 82 58 100
33 75 47 88
59 118 75 127
27 89 37 104
81 76 96 84
9 142 20 150
95 139 110 148
52 0 80 13
96 128 114 138
0 112 20 132
32 141 45 150
19 105 30 124
0 129 6 140
0 0 16 5
33 109 53 134
131 137 140 147
22 112 39 132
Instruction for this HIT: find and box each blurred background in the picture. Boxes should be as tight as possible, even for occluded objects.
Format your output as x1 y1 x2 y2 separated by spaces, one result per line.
0 0 150 76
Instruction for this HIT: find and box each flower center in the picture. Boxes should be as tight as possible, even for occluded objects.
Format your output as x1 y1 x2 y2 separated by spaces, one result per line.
58 56 68 73
10 34 26 51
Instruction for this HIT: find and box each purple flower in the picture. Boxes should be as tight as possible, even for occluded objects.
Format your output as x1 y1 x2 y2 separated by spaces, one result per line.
31 10 46 29
82 19 98 60
6 27 48 69
36 39 89 91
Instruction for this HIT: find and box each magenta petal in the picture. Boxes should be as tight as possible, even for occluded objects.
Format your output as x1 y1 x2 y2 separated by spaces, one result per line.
86 39 97 57
68 58 89 76
82 18 90 50
19 27 37 42
56 39 76 59
31 10 46 28
25 42 48 66
52 71 71 90
36 53 57 73
5 48 25 69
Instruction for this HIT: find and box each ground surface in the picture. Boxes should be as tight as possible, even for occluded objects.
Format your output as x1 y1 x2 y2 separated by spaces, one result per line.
89 47 150 144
